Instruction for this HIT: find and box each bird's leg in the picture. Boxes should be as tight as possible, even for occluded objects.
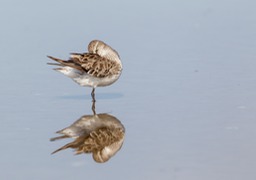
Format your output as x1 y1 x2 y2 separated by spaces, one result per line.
91 88 96 103
91 88 96 115
91 88 95 102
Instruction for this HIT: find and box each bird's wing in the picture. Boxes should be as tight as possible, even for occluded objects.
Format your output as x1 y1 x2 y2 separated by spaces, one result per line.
70 53 121 78
48 52 121 78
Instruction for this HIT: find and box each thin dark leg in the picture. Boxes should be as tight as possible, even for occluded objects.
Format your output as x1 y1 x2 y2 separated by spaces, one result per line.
91 88 96 115
91 88 96 102
92 100 96 115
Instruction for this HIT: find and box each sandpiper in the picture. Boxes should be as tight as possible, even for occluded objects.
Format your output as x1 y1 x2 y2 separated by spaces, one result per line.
47 40 122 100
50 113 125 163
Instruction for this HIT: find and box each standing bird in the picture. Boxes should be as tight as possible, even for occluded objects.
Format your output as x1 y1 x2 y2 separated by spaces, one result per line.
47 40 122 100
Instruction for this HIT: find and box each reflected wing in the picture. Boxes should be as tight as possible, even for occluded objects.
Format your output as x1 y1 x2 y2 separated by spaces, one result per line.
77 127 125 163
51 127 124 163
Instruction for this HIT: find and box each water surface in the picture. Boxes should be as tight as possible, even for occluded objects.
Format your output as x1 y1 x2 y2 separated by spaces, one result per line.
1 0 256 180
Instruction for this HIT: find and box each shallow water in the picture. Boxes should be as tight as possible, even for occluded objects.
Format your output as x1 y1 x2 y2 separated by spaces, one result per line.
1 0 256 179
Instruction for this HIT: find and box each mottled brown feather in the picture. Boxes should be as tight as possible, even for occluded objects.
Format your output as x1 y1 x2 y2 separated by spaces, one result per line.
48 53 121 78
51 127 124 156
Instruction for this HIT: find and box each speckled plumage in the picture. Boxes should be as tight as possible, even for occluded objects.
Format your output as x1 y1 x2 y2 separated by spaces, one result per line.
50 113 125 163
47 40 122 98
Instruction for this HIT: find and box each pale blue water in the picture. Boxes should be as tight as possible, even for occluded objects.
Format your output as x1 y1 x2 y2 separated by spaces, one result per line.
1 0 256 179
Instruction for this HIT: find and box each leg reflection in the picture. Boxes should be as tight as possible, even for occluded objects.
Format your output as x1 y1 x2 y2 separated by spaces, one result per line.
92 100 96 115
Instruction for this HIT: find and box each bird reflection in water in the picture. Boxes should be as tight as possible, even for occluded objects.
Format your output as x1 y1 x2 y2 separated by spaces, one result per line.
50 101 125 163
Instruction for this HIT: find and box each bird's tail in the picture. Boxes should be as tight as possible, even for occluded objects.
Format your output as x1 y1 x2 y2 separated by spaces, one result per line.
47 56 67 66
47 55 83 72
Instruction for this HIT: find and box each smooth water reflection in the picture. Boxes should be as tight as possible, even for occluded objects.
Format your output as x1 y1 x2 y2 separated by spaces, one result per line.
1 0 256 179
50 101 125 163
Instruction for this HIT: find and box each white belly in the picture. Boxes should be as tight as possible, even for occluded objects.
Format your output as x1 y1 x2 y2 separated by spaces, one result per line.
56 66 121 88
